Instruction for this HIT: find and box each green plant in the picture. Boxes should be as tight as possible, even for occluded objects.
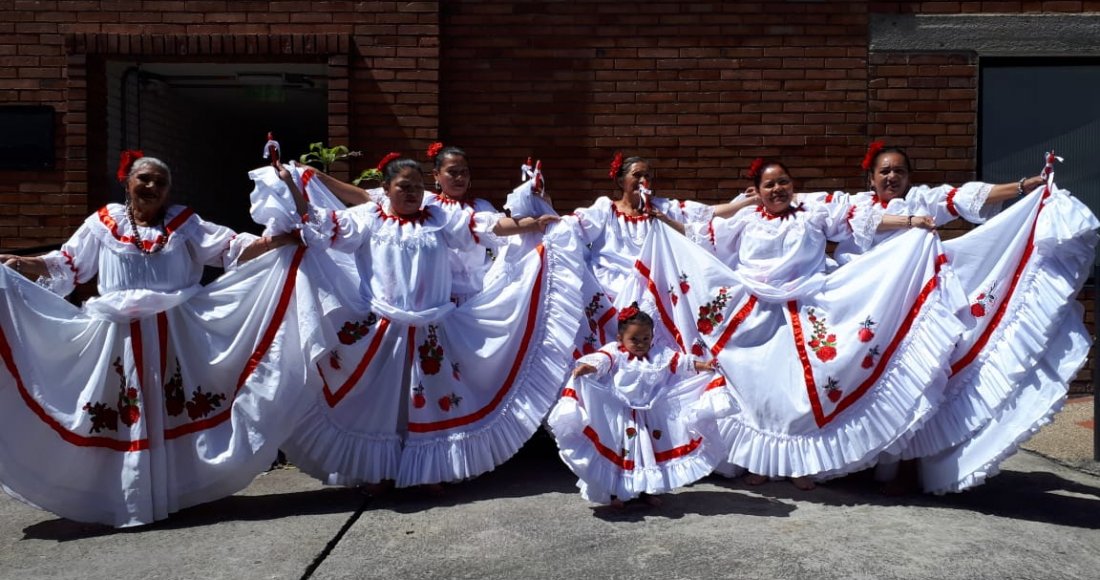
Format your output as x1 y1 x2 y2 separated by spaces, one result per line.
298 142 361 173
353 168 383 186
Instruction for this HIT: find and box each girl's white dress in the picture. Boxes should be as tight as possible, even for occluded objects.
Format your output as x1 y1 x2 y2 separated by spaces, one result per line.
0 204 320 526
248 165 584 488
839 182 1098 492
547 342 731 504
696 200 966 478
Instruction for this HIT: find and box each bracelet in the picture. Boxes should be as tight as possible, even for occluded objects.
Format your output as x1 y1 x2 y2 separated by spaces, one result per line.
13 259 21 273
1017 177 1026 196
907 215 913 228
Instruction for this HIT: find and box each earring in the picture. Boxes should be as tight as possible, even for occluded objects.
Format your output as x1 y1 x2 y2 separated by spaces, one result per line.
435 181 442 191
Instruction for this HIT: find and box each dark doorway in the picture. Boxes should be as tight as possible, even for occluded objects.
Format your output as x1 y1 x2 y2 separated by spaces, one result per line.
106 61 328 235
979 59 1100 229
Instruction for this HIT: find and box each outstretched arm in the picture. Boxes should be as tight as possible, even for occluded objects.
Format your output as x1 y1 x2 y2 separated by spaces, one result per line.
492 214 559 236
236 233 301 263
985 175 1046 205
274 160 310 218
0 255 47 280
711 189 760 218
877 214 935 232
313 170 373 206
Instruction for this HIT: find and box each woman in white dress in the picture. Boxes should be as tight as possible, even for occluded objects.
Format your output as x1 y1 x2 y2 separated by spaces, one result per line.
564 153 754 356
253 155 583 493
314 143 556 304
838 144 1098 494
699 159 966 490
0 154 312 526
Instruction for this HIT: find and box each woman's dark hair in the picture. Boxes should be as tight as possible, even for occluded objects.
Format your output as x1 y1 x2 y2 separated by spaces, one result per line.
614 156 648 182
865 146 911 177
751 159 790 189
382 158 423 182
616 304 655 334
433 146 467 171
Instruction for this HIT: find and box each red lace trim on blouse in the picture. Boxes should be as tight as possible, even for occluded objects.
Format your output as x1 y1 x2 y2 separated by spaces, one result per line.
60 250 78 278
945 187 959 217
617 344 649 361
611 200 651 223
436 193 476 209
756 203 805 221
376 204 430 225
97 206 194 252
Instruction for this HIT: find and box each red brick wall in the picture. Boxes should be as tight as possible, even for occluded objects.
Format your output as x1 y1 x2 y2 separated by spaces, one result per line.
440 0 872 209
0 0 440 249
6 1 1100 244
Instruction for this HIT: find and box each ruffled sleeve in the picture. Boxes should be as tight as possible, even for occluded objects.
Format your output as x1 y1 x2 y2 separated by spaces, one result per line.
38 217 100 297
662 198 715 247
571 197 612 247
470 199 507 248
814 197 856 243
911 182 997 225
438 205 482 252
576 345 616 377
364 187 386 205
186 213 256 270
327 204 374 254
709 209 750 258
845 195 884 252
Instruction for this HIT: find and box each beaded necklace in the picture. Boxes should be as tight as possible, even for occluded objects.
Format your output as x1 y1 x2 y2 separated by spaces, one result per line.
126 202 167 255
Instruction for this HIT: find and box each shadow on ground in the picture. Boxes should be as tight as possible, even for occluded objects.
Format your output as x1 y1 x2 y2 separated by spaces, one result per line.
20 436 1100 540
706 455 1100 530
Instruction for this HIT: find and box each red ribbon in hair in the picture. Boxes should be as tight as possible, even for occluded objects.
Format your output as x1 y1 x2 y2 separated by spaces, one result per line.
426 142 444 160
376 152 402 172
746 157 765 180
861 140 885 171
617 303 640 322
609 151 623 181
117 149 144 183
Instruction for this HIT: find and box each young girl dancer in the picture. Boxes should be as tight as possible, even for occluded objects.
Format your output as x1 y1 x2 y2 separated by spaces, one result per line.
548 304 729 507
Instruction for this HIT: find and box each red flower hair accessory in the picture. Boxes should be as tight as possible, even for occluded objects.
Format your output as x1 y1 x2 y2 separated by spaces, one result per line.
746 157 765 180
117 149 145 183
618 303 640 322
861 140 885 171
426 142 444 160
376 152 402 172
609 151 623 181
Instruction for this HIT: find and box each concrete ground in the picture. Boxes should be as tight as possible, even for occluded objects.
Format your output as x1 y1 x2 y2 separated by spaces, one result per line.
2 403 1098 580
1022 395 1099 475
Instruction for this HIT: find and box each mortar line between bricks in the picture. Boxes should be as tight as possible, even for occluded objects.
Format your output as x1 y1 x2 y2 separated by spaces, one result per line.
299 496 370 580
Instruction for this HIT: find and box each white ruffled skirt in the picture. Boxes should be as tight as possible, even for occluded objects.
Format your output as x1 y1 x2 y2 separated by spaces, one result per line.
902 186 1098 492
0 246 319 527
623 224 965 479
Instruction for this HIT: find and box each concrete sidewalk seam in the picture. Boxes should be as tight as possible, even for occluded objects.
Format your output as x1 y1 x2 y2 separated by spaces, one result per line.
299 497 370 580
